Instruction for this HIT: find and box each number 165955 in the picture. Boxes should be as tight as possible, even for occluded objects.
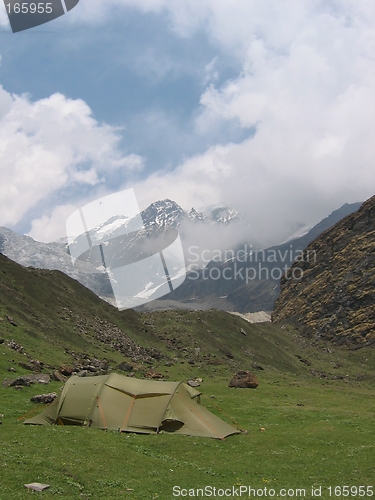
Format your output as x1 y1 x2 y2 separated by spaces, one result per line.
6 3 53 14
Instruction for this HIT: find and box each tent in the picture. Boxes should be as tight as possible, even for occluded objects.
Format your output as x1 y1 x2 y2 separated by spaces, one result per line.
24 373 240 439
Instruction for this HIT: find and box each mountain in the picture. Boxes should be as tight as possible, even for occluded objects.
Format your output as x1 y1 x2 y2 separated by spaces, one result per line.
0 200 361 313
161 202 362 313
272 196 375 346
0 200 240 305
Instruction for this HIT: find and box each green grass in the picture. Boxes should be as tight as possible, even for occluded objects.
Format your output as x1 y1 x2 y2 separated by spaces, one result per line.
1 254 375 499
1 373 374 499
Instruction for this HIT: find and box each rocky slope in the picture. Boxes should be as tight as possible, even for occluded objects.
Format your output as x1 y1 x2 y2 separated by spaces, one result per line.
272 196 375 346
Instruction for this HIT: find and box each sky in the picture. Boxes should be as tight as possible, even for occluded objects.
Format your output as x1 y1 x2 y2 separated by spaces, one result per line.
0 0 374 248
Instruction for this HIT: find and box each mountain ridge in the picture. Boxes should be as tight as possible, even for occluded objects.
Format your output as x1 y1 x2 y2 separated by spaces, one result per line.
272 195 375 345
161 201 362 312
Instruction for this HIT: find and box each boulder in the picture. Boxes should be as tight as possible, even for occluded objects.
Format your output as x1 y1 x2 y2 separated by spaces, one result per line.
59 364 74 376
2 373 50 388
118 362 134 372
30 393 57 404
187 379 200 387
229 371 259 389
51 370 66 383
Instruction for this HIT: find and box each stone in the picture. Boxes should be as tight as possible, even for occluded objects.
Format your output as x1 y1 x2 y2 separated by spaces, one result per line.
30 393 57 404
118 362 134 372
187 379 200 387
10 377 33 387
229 371 259 389
51 370 66 382
145 370 163 379
59 364 74 376
6 315 17 327
7 340 23 352
2 373 50 388
24 483 50 492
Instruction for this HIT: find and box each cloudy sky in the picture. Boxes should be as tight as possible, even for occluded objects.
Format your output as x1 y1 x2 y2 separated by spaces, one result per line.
0 0 374 247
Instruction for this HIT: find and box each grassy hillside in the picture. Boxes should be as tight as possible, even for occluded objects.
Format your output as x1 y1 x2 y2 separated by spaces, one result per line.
1 253 375 499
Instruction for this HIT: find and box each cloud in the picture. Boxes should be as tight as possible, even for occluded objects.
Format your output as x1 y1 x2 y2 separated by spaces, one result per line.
0 87 143 230
27 204 78 243
124 0 375 246
2 0 375 250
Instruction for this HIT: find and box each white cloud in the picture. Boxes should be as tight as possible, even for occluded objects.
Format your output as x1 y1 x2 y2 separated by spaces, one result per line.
3 0 375 249
126 0 375 246
0 88 143 230
27 204 78 243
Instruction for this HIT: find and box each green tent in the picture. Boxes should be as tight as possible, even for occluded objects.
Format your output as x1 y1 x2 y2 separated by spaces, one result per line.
24 373 239 439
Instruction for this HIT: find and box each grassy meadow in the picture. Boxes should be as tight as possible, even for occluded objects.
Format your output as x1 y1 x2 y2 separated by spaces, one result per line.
1 255 374 499
1 356 375 499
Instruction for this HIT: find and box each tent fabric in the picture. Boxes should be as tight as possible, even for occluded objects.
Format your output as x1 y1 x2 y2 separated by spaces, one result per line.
24 374 239 439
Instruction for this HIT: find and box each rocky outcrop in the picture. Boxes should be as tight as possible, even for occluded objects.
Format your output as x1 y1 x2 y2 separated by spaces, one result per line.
272 196 375 346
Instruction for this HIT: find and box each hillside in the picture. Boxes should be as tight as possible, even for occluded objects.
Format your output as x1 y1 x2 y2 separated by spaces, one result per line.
1 251 374 385
273 195 375 346
0 252 308 377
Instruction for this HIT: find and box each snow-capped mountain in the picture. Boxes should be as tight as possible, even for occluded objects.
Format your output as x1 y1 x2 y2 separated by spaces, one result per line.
0 199 241 305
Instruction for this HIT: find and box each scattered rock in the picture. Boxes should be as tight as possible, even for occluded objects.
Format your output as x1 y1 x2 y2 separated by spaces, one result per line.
240 328 247 336
164 361 174 367
260 427 266 432
51 370 67 383
187 379 201 387
24 483 50 492
9 377 33 387
6 315 17 327
145 370 163 379
19 359 43 372
30 393 57 404
2 374 50 388
252 364 264 370
7 340 23 352
229 371 259 389
118 362 133 372
59 364 74 376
